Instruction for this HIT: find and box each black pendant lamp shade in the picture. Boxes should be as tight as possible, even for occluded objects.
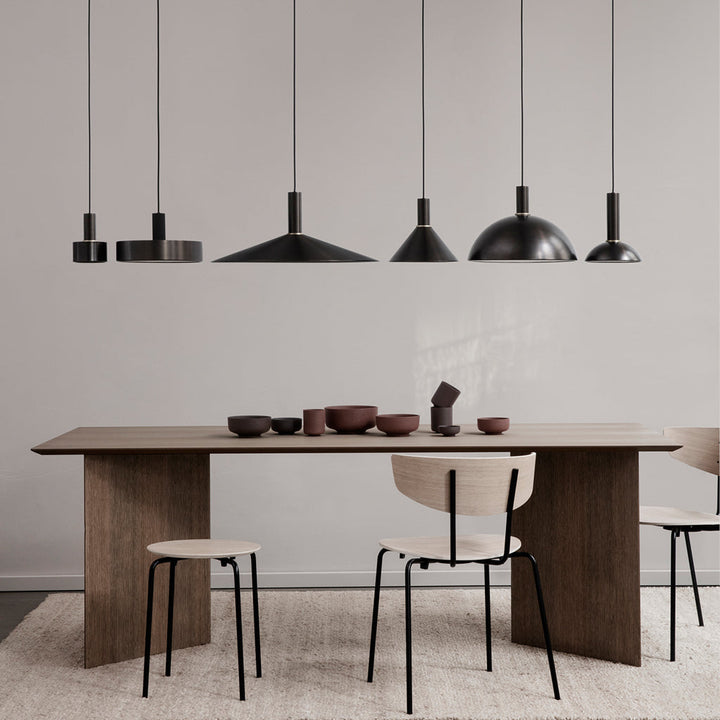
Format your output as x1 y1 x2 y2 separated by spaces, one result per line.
74 0 106 263
469 185 576 262
214 0 373 263
214 192 374 262
586 1 640 263
469 0 576 263
390 0 456 262
116 0 202 263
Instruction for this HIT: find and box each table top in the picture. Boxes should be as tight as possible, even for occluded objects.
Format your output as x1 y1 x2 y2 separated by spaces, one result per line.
32 423 681 455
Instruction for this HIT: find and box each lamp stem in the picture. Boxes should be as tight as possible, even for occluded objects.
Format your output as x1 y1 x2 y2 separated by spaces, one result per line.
606 192 619 241
516 186 529 215
417 197 430 226
288 191 302 233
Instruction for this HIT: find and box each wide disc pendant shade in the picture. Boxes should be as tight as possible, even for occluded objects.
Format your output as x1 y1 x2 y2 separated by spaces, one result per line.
391 199 456 262
116 213 202 262
214 192 375 263
469 186 577 262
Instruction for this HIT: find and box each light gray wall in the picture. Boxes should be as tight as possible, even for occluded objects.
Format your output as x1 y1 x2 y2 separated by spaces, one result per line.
0 0 717 590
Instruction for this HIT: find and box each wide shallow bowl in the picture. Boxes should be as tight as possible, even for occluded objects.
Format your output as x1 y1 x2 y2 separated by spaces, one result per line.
437 425 460 436
477 417 510 435
376 413 420 436
228 415 271 437
324 405 378 434
271 417 302 435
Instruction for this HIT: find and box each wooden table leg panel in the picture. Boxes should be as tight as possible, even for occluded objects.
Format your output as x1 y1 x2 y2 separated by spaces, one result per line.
511 450 641 666
84 454 211 668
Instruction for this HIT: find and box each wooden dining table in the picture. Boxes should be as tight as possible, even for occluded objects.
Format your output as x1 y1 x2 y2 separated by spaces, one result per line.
32 422 678 669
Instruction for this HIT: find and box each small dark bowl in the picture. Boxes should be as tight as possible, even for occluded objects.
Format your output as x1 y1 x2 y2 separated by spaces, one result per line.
228 415 271 437
325 405 378 434
431 381 461 408
437 425 460 436
376 414 420 436
477 417 510 435
271 417 302 435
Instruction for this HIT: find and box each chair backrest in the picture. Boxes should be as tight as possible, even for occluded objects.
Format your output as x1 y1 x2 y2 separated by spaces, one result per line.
390 453 536 517
664 427 719 476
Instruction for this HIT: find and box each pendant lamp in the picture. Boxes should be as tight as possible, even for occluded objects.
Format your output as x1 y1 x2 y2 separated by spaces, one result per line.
214 0 374 262
73 0 106 263
469 0 576 262
586 0 640 263
391 0 456 262
116 0 202 263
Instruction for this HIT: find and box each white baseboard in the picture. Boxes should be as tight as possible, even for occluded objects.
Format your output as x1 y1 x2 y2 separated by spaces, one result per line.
1 569 718 592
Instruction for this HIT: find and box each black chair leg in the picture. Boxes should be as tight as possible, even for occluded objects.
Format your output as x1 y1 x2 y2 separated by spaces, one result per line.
404 558 420 715
516 552 560 700
484 563 492 672
143 557 170 698
250 552 262 678
223 558 246 700
165 559 178 677
367 548 387 683
670 530 677 661
684 531 704 627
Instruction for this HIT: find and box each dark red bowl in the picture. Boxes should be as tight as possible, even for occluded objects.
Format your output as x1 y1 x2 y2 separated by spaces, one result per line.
228 415 271 437
324 405 378 434
376 414 420 436
477 417 510 435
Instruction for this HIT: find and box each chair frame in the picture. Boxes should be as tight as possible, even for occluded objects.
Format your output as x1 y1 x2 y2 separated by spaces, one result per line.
142 552 261 700
367 466 560 714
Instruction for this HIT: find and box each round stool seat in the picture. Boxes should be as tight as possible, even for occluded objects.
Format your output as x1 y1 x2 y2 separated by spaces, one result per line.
147 539 261 559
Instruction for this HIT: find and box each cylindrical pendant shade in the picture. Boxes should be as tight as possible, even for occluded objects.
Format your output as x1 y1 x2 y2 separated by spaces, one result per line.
213 192 376 263
73 212 107 262
390 199 457 262
116 213 203 263
469 187 577 262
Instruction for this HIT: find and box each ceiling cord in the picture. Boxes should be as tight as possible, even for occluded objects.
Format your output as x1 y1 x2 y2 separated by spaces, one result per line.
293 0 297 193
520 0 524 187
156 0 161 213
421 0 426 199
87 0 92 213
611 0 615 193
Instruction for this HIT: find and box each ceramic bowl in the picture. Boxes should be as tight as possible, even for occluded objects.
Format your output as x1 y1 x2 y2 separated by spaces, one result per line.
437 425 460 436
324 405 378 434
271 417 302 435
228 415 271 437
376 413 420 436
477 417 510 435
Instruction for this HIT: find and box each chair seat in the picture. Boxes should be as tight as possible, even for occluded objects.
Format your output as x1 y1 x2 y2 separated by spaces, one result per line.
147 539 261 559
639 505 719 528
380 533 521 561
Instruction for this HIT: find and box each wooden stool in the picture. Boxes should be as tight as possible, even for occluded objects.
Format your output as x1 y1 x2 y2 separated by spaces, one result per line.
142 539 262 700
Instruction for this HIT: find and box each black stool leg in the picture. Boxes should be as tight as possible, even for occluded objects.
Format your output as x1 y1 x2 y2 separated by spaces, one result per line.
143 557 170 698
405 558 420 715
165 559 178 676
225 558 246 700
484 563 492 672
367 548 387 683
684 531 704 627
670 530 677 661
250 552 262 678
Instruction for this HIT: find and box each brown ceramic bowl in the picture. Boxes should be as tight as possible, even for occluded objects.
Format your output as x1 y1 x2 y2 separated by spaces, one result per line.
324 405 378 434
437 425 460 436
477 417 510 435
271 417 302 435
228 415 272 437
376 413 420 436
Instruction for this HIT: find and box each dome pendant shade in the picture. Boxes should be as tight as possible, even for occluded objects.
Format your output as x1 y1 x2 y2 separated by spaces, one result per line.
585 192 640 262
213 192 376 263
469 186 577 262
116 213 203 262
73 213 107 263
390 199 457 262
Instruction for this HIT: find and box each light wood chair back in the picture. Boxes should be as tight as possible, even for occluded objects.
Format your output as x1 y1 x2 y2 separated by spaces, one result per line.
390 453 536 516
665 427 719 476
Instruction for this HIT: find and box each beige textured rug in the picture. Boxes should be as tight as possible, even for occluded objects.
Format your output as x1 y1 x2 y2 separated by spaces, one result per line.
0 587 717 720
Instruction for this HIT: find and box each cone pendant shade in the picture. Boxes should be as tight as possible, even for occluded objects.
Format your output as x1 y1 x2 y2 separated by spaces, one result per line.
391 199 456 262
469 186 576 262
215 192 375 263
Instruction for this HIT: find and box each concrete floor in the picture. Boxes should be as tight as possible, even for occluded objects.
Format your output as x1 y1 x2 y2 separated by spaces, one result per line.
0 592 48 642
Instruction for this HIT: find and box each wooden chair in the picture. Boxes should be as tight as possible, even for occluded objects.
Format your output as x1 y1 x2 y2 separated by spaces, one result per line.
142 539 262 700
640 427 719 660
367 453 559 714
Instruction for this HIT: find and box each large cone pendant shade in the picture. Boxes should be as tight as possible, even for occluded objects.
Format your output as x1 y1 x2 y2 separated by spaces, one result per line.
215 192 374 263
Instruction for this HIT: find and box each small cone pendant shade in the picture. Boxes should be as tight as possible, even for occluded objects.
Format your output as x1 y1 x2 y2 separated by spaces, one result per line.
585 193 640 262
469 186 576 262
214 192 375 262
391 199 456 262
